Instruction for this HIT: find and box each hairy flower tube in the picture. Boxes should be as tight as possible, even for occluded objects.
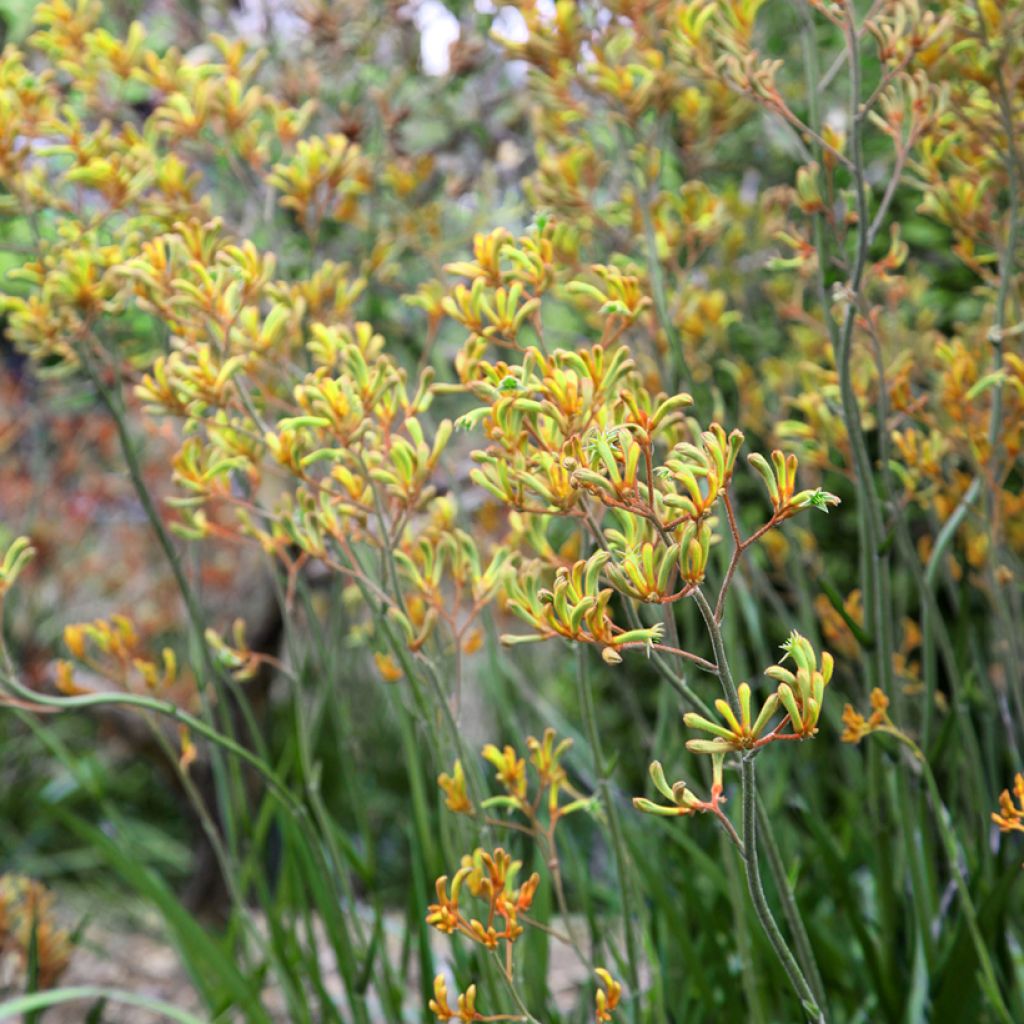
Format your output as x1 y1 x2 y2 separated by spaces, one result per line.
659 424 744 520
681 633 834 755
438 759 474 815
604 540 684 603
683 683 782 753
594 967 622 1022
428 975 482 1023
763 631 835 739
632 756 727 819
747 450 840 520
502 553 664 663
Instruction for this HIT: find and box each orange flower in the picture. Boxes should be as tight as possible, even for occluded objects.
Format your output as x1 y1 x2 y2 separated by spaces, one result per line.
993 774 1024 835
438 759 474 815
595 968 622 1022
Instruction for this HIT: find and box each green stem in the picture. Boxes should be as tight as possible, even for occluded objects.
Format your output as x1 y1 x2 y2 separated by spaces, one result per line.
756 797 828 1014
78 343 265 877
921 477 979 745
741 758 825 1023
888 733 1014 1024
693 588 739 710
280 574 371 937
722 829 769 1024
79 347 219 703
922 761 1013 1024
892 769 937 969
575 644 641 1019
617 117 689 393
359 469 489 806
972 0 1024 741
488 950 542 1024
695 589 823 1020
838 11 893 700
622 601 713 716
0 666 297 819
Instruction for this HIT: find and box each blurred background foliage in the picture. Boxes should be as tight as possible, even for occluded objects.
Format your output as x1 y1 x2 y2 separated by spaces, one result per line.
0 0 1022 1022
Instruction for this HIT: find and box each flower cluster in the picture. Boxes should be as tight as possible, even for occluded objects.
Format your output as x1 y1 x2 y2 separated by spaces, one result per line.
428 975 487 1023
993 774 1024 847
57 615 198 711
480 727 594 824
594 967 622 1022
840 688 895 746
0 874 71 991
426 847 539 953
431 729 594 1018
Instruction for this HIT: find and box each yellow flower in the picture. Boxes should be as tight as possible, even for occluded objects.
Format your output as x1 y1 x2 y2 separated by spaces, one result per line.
595 968 622 1021
993 774 1024 835
438 759 474 815
481 743 527 800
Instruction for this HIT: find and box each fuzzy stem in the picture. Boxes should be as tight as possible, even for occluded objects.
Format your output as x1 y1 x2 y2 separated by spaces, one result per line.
575 644 642 1019
756 797 828 1014
742 757 825 1022
693 588 739 710
694 588 823 1020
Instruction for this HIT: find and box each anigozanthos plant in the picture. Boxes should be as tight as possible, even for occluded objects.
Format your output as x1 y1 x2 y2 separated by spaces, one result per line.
2 2 1023 1022
57 616 197 707
426 846 539 950
427 973 523 1023
839 687 897 746
434 211 841 1016
477 728 595 834
429 729 595 1016
426 845 540 1007
0 874 72 992
841 686 1016 1022
594 968 622 1022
